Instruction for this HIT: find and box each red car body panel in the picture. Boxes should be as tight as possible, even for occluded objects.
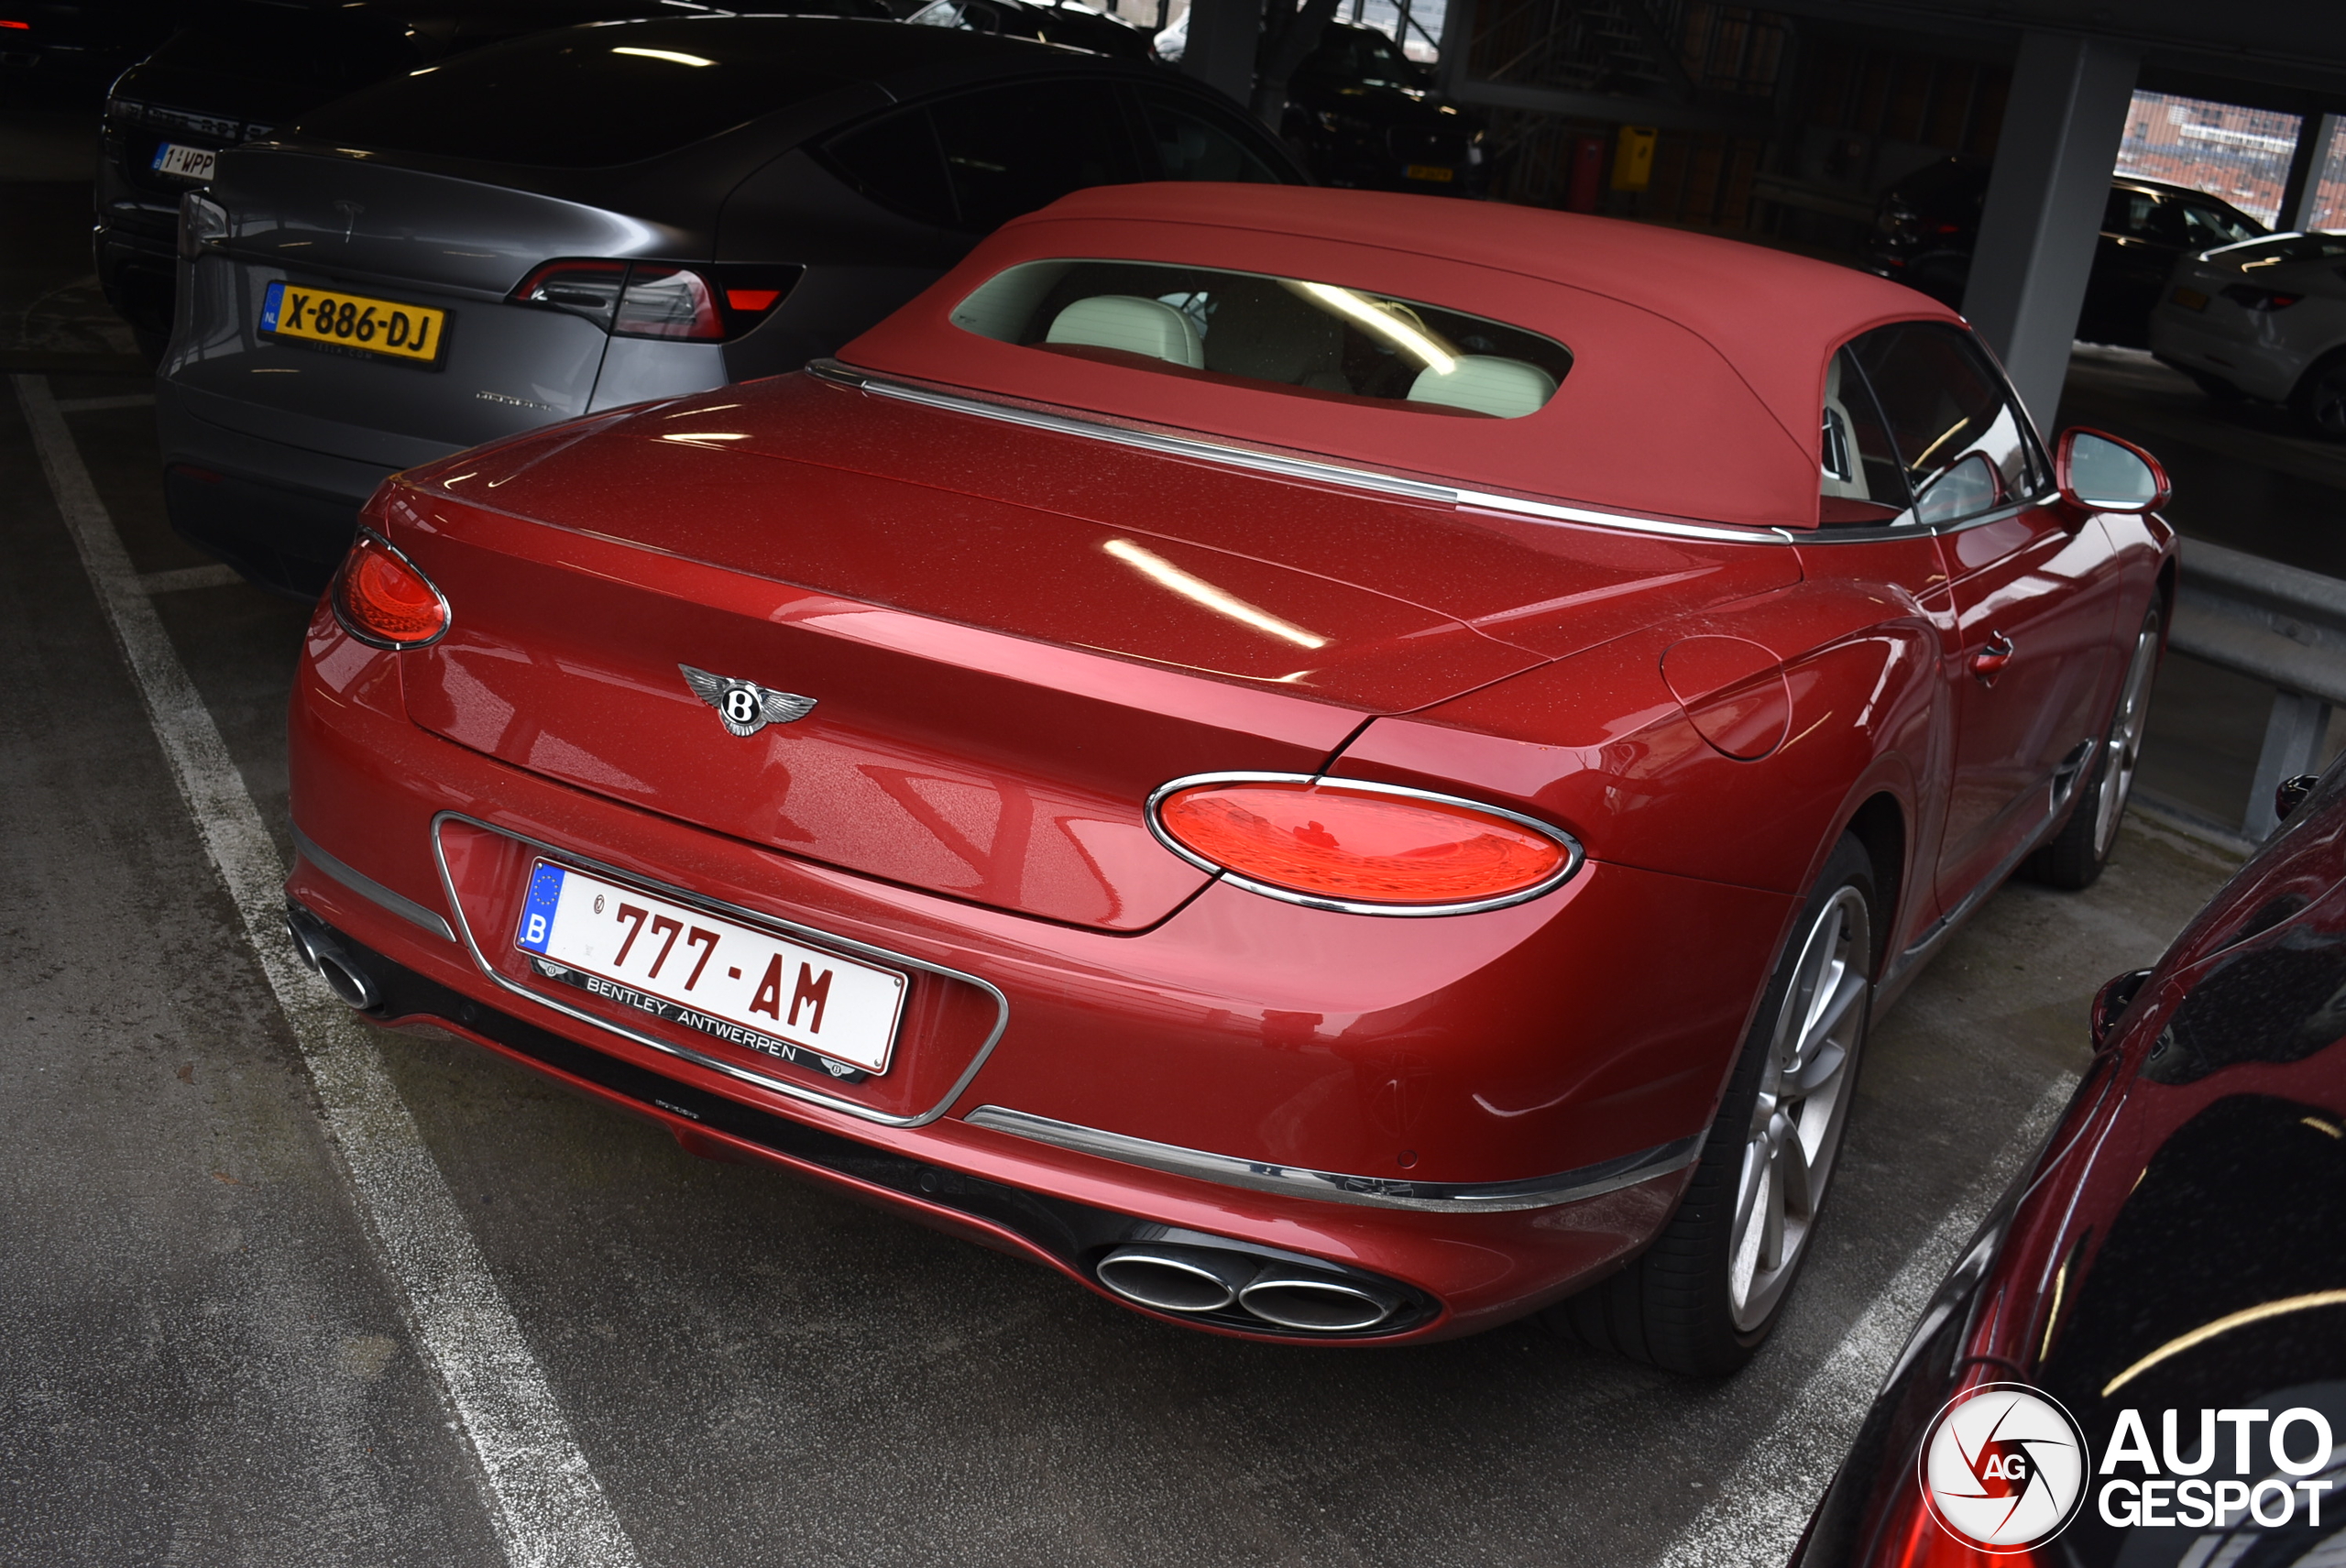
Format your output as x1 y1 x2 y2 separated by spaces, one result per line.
283 185 2171 1343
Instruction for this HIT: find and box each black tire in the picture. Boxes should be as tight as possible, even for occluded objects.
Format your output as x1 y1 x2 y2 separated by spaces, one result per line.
2026 601 2162 891
1549 835 1877 1376
2290 352 2346 440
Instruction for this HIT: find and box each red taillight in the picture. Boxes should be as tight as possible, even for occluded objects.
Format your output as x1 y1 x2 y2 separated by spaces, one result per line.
332 532 448 648
1149 776 1579 912
0 19 30 27
512 260 792 340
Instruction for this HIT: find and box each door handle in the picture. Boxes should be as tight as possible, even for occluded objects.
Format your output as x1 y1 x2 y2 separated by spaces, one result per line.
1971 632 2015 685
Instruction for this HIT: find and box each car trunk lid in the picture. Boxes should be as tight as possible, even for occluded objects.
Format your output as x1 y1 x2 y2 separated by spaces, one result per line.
389 432 1541 930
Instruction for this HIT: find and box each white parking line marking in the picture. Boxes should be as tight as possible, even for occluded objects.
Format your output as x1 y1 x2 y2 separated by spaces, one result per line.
137 562 247 596
14 374 641 1568
1652 1075 2075 1568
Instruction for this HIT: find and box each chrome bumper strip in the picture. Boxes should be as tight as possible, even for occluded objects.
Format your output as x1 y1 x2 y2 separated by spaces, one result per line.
964 1105 1702 1213
292 822 456 942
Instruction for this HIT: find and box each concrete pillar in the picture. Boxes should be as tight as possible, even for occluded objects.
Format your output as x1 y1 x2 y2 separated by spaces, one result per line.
1181 0 1261 108
1961 31 2141 431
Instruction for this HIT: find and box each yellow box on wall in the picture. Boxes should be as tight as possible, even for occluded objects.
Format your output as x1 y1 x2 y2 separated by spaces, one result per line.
1613 126 1657 191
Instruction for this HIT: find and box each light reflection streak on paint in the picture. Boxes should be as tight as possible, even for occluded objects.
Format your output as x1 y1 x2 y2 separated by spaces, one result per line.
2101 1288 2346 1395
1102 539 1329 650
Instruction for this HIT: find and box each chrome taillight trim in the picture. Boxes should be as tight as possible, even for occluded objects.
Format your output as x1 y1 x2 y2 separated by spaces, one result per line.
967 1105 1699 1212
332 526 451 651
426 812 1012 1129
1143 770 1585 917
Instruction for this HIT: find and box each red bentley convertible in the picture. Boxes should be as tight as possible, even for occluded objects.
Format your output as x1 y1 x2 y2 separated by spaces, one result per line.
283 184 2173 1371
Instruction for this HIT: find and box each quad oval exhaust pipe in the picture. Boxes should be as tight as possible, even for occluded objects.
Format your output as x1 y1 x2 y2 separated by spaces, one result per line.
284 908 380 1012
1094 1243 1404 1332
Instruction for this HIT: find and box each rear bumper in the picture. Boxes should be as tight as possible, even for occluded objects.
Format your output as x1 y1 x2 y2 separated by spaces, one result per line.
2145 309 2303 400
94 215 177 337
156 382 417 597
288 610 1788 1342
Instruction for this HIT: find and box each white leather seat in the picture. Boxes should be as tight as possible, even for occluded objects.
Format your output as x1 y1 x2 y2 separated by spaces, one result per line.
1407 355 1555 418
1045 295 1205 368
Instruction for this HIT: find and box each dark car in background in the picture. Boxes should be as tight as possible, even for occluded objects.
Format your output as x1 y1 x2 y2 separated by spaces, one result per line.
160 15 1303 597
96 0 893 356
904 0 1154 60
0 0 176 105
1868 159 2266 346
1280 22 1487 196
1791 762 2346 1566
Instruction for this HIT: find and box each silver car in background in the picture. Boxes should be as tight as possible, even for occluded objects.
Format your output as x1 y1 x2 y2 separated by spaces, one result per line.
160 14 1301 595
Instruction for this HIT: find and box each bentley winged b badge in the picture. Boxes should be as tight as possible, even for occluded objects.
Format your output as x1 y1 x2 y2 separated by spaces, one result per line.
679 664 817 737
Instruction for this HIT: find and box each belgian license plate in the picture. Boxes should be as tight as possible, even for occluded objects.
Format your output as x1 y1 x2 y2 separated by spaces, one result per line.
1405 163 1455 182
259 279 448 365
514 860 907 1077
2171 286 2209 312
151 142 217 181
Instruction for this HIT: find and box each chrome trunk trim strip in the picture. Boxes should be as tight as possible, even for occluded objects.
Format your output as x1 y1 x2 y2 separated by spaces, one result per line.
964 1105 1701 1212
810 360 1794 547
426 812 1011 1129
292 821 456 941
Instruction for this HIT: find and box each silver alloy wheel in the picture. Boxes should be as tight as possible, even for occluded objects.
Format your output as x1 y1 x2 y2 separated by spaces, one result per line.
1727 884 1870 1332
2093 617 2163 859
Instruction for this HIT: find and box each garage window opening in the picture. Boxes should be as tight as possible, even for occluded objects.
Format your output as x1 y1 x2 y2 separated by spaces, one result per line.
949 259 1572 418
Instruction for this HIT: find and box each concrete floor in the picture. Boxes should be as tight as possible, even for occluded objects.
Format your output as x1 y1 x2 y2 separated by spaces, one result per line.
0 125 2281 1566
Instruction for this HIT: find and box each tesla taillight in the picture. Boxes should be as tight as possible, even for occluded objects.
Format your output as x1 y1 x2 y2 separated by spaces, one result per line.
612 265 722 340
333 532 448 649
514 258 628 318
2220 284 2303 311
512 260 795 339
1148 775 1580 913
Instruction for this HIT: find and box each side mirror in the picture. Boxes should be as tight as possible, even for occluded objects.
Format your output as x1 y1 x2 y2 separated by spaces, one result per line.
2090 967 2154 1047
2056 428 2170 513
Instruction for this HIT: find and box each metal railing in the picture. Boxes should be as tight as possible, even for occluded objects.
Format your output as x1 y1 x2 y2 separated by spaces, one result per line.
2168 537 2346 839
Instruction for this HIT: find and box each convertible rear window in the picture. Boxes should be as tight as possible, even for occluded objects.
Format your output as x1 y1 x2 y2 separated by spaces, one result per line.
949 260 1573 419
291 20 851 168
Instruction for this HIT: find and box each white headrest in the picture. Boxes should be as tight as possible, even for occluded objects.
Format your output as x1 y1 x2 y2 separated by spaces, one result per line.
1045 295 1204 368
1408 355 1556 419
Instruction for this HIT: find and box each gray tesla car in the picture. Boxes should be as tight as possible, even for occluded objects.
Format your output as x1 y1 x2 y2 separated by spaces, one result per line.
159 15 1303 595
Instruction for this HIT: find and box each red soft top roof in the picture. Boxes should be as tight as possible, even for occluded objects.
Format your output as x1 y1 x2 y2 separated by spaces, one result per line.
838 183 1960 531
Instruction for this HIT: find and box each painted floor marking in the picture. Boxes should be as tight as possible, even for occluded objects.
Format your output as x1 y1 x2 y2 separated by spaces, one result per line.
1652 1074 2076 1568
137 562 247 596
15 374 641 1568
